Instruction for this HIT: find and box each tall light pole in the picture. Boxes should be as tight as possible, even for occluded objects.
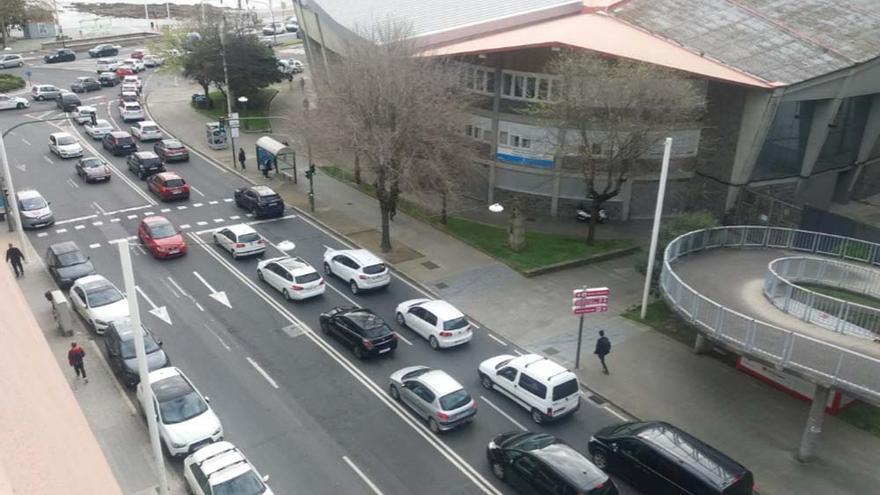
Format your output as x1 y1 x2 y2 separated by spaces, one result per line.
0 131 29 258
219 16 237 168
640 137 673 319
143 0 150 24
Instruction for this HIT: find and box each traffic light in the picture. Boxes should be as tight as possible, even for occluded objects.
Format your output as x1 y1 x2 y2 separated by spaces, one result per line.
90 113 97 126
305 164 316 179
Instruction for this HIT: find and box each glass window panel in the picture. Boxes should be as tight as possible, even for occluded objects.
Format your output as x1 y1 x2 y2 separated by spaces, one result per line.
503 73 513 96
525 77 536 99
538 79 549 100
486 71 495 93
514 76 524 98
499 131 509 145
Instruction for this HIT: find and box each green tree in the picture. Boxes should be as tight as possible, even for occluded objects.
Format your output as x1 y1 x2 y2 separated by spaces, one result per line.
181 26 223 105
0 0 27 48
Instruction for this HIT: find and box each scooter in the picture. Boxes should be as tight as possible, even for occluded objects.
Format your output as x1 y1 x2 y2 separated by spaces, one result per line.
575 202 608 224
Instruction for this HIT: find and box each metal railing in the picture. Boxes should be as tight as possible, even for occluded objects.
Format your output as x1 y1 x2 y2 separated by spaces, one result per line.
661 226 880 403
764 257 880 340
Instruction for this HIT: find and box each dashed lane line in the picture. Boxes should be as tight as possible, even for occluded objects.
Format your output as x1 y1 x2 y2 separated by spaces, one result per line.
89 243 100 249
55 214 98 225
246 357 279 389
486 333 507 346
342 456 385 495
480 396 528 432
179 224 190 229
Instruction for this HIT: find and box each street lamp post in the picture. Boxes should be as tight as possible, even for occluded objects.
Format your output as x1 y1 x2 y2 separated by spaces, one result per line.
640 137 674 319
219 16 237 168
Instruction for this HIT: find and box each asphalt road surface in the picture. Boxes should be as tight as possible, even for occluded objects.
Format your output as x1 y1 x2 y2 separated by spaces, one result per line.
0 53 639 495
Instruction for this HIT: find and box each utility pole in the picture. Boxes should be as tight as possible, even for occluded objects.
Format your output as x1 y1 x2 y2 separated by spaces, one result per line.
640 137 673 319
219 16 237 168
303 98 314 212
0 131 28 258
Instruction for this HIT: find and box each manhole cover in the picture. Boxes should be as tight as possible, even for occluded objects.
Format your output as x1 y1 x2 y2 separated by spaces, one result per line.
543 347 560 356
421 260 439 270
435 282 449 289
588 394 607 405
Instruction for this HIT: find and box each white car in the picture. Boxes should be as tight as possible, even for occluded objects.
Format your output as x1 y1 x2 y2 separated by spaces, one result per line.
95 57 120 73
119 101 145 122
212 224 266 260
0 54 24 68
131 121 162 141
262 22 285 35
323 248 390 294
17 189 54 229
84 119 114 139
478 353 581 424
122 75 142 89
257 256 325 301
122 58 145 72
184 442 273 495
136 367 223 458
48 132 83 158
69 275 130 334
395 299 473 349
73 105 97 125
143 55 164 68
121 82 140 95
0 93 29 110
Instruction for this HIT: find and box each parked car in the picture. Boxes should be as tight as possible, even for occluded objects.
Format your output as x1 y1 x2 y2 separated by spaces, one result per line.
105 318 169 387
48 132 83 158
17 189 54 229
0 93 29 110
0 54 24 68
119 101 145 122
44 48 75 63
319 306 398 359
389 366 476 432
479 353 581 424
131 120 162 141
257 256 325 301
75 156 112 183
84 119 114 139
46 241 96 289
285 17 299 32
153 139 189 162
73 105 97 125
147 172 190 201
136 367 224 458
183 442 273 495
96 57 120 73
138 215 187 258
68 274 129 334
102 131 138 156
127 151 165 179
55 92 81 112
395 299 472 349
98 71 121 86
488 432 617 495
233 185 284 218
31 84 61 101
322 248 390 294
588 421 755 495
143 55 164 68
212 224 266 260
89 43 119 58
262 22 285 35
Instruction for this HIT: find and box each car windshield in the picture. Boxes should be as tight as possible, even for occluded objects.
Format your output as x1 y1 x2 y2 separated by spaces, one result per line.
155 376 208 424
20 196 47 210
56 135 76 145
92 120 111 128
494 359 512 370
164 178 185 187
295 272 321 284
120 331 161 359
552 378 579 401
149 222 177 239
82 158 103 168
238 233 261 243
213 471 266 495
443 316 469 331
439 389 471 411
85 284 123 307
363 263 386 275
57 250 88 266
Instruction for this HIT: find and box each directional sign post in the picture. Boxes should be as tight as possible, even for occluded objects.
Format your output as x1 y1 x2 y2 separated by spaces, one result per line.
572 286 610 369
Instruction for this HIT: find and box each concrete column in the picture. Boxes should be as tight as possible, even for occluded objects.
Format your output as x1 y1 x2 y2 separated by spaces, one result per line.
487 66 502 205
844 94 880 199
487 162 496 204
796 384 831 462
794 98 843 199
693 333 712 354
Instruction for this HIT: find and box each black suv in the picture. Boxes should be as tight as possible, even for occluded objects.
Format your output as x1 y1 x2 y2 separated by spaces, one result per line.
88 43 118 58
234 185 285 218
319 307 398 359
103 131 138 156
104 319 170 388
488 432 617 495
44 48 76 64
56 92 81 112
70 77 101 93
45 241 96 288
127 151 165 179
588 421 754 495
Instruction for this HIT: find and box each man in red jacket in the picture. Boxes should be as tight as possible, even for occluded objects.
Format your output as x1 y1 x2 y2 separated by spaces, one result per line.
68 342 87 383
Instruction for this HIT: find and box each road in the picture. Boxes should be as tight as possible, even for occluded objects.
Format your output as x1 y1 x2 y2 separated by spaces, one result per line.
0 52 638 495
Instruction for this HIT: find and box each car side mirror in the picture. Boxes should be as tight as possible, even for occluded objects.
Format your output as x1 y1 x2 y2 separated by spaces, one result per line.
262 475 270 483
204 396 211 403
157 340 163 347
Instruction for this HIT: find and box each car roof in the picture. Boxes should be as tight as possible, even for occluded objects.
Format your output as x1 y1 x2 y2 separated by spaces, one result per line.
418 300 464 320
527 437 607 489
161 139 183 146
155 172 182 181
189 443 256 485
134 151 158 158
16 189 42 199
150 369 196 401
271 256 316 274
50 132 73 139
342 308 385 329
339 249 383 266
109 131 131 137
49 241 81 255
417 369 464 397
143 215 172 225
138 121 157 126
226 223 257 235
509 354 575 384
91 119 111 126
77 274 115 291
148 366 182 383
249 185 278 196
123 101 141 107
76 106 96 111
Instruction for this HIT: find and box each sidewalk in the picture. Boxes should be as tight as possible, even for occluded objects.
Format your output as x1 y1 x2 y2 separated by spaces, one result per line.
145 73 880 495
0 230 187 495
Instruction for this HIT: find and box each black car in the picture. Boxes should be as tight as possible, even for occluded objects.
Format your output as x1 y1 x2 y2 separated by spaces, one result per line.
104 319 170 388
127 151 165 179
103 131 138 156
70 77 101 93
88 43 118 58
98 72 120 87
153 139 190 162
319 307 398 359
234 185 284 218
55 92 81 112
489 432 617 495
588 421 754 495
45 241 96 288
44 49 76 64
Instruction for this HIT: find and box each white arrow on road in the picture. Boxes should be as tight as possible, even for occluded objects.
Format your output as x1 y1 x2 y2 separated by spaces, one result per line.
135 286 172 325
193 271 232 309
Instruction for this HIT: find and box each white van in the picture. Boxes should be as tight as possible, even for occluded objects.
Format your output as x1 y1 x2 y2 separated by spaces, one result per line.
479 353 581 424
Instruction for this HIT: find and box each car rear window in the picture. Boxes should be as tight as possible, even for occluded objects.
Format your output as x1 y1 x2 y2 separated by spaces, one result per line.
363 263 386 275
295 272 321 284
258 194 281 204
551 378 579 401
126 104 142 111
141 156 160 165
56 135 76 145
439 390 471 411
164 178 185 187
443 316 469 331
238 233 261 243
117 136 134 145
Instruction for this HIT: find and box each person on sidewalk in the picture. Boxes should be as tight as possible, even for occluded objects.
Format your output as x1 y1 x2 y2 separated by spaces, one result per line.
261 159 271 178
594 330 611 374
238 148 246 170
5 243 25 278
68 342 88 383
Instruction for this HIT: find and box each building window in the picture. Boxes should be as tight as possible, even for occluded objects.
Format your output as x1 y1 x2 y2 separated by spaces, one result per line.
591 142 603 157
513 75 524 98
538 79 549 100
486 71 495 93
499 131 509 145
503 73 513 96
500 70 560 102
525 77 536 99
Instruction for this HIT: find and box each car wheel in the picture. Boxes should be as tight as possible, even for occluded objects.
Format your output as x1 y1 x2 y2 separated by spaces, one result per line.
323 262 332 276
396 312 406 327
353 345 365 360
491 461 506 481
321 321 330 334
257 269 264 281
283 289 291 301
530 408 545 425
36 95 43 101
389 384 399 400
480 373 493 390
428 418 440 434
429 336 439 350
349 280 359 295
16 103 23 109
212 234 220 246
592 450 609 470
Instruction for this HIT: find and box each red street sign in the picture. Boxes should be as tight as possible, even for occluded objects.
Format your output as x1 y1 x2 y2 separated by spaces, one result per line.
573 287 610 298
572 304 608 315
573 296 609 307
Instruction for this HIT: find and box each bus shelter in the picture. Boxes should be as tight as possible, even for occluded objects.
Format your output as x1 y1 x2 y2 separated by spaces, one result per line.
255 136 297 183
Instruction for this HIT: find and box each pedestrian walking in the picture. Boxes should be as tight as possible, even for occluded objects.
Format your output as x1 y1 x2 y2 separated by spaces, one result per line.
5 243 24 278
238 148 246 170
68 342 88 383
261 160 270 178
594 330 611 374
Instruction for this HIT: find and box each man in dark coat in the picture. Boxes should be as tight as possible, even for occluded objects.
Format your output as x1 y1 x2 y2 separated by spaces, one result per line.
594 330 611 374
68 342 87 382
238 148 247 170
5 243 24 278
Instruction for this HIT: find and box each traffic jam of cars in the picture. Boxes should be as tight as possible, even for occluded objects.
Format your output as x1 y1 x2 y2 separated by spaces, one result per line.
1 40 758 495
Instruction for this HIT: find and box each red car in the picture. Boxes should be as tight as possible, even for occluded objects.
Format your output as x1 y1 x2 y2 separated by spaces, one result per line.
130 49 147 60
147 172 190 201
138 216 187 259
116 66 135 77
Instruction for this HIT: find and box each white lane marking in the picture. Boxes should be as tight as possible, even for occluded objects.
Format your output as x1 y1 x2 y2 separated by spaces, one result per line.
604 406 630 421
197 221 208 226
55 228 67 234
166 277 189 296
108 238 125 244
195 302 205 312
248 214 297 226
229 215 240 220
110 218 120 222
395 332 413 346
20 138 31 146
205 324 231 351
127 214 138 219
135 245 147 255
36 110 54 120
89 341 138 416
190 186 206 197
246 357 279 389
144 211 154 216
193 202 204 207
513 349 524 356
208 200 218 205
43 156 53 164
480 396 528 432
55 214 98 225
37 232 48 238
160 208 170 213
213 218 224 223
89 243 100 249
177 205 187 210
195 226 222 235
245 213 253 218
91 201 106 214
179 223 190 229
193 271 232 308
486 333 507 346
223 198 233 202
135 285 171 325
106 100 120 130
342 456 384 495
104 204 151 216
74 225 85 230
161 278 180 298
66 178 79 189
92 221 104 226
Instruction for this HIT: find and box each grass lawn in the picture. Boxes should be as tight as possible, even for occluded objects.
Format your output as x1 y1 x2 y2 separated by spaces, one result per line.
623 300 698 347
801 284 880 308
194 89 275 131
839 401 880 438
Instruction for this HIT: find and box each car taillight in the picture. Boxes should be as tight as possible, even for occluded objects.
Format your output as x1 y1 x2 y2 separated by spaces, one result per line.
439 331 453 337
258 239 266 244
391 332 398 340
547 407 554 417
319 279 325 285
358 275 368 280
362 339 374 350
235 243 245 248
436 412 449 421
291 285 303 291
466 325 472 332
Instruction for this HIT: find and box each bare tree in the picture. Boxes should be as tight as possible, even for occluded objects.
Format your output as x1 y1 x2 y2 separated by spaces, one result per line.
530 53 705 244
310 21 476 252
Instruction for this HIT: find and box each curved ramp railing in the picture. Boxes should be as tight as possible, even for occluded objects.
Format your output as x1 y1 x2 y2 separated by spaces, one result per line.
660 226 880 403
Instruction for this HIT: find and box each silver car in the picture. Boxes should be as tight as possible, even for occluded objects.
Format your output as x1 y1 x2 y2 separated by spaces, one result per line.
31 84 61 101
17 189 54 229
389 366 476 433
